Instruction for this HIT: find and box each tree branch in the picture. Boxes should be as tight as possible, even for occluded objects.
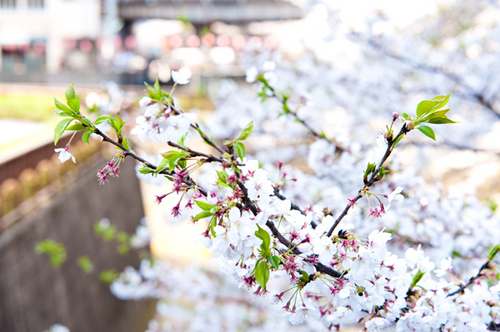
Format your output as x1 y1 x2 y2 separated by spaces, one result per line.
326 124 410 237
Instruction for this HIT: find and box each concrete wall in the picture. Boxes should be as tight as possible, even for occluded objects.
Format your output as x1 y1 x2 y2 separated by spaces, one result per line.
0 157 154 332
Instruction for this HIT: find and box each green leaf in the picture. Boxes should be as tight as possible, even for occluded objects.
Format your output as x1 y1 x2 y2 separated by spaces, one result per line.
416 100 442 117
255 224 271 250
94 222 117 241
117 242 130 255
233 142 246 161
81 118 93 127
82 130 91 145
269 255 280 269
255 260 270 290
236 120 254 141
299 270 309 283
53 109 67 117
122 135 131 151
194 200 215 211
363 162 376 177
95 115 112 125
426 116 458 124
282 100 291 114
77 256 94 274
67 124 87 131
416 93 451 118
417 125 436 141
158 150 190 172
488 244 500 261
35 239 67 267
138 165 155 174
431 93 451 110
154 77 161 96
68 98 80 113
54 97 74 115
99 269 119 285
65 84 76 102
178 132 188 147
411 269 425 288
193 211 214 221
54 118 73 145
402 112 410 120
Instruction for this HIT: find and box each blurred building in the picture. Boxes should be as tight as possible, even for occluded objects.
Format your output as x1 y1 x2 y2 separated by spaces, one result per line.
0 0 101 80
0 0 303 84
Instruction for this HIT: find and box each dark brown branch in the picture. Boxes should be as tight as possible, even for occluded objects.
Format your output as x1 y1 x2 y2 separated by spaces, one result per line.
447 261 491 298
273 187 305 215
168 141 227 163
235 180 341 279
326 124 410 237
93 126 206 196
95 118 341 279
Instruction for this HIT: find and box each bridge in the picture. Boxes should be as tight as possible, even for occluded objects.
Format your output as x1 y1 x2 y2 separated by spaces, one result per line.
117 0 304 25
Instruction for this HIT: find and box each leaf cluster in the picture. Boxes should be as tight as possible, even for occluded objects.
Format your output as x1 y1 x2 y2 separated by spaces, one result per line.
35 239 67 267
253 225 280 290
402 93 457 141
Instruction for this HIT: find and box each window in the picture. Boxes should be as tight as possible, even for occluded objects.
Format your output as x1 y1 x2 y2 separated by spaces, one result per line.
0 0 17 8
28 0 44 8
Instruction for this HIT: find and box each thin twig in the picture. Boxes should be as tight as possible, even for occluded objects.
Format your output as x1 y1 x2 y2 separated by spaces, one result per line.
270 93 346 153
170 107 226 154
447 261 491 298
326 124 409 237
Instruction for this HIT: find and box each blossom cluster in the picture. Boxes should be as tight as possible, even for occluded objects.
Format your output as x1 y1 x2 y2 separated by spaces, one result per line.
50 2 500 328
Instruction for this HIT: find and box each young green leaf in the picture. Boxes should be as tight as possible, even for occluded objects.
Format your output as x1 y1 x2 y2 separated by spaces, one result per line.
99 269 119 285
411 269 425 288
35 239 67 267
54 118 73 145
121 135 131 150
233 142 246 161
417 125 436 141
363 162 376 178
426 116 458 124
68 98 80 113
67 123 87 131
193 211 214 221
236 120 254 141
269 255 280 269
416 100 442 118
255 224 271 249
54 97 74 115
82 130 91 145
95 115 113 125
65 84 76 102
194 200 215 211
488 244 500 261
255 260 270 290
77 256 94 274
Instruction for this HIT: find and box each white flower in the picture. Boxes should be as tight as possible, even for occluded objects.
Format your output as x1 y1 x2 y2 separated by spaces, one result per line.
48 324 70 332
387 186 404 209
263 60 276 71
54 148 75 163
171 70 190 85
161 114 191 142
288 306 319 325
245 67 258 83
376 133 387 147
139 96 152 108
